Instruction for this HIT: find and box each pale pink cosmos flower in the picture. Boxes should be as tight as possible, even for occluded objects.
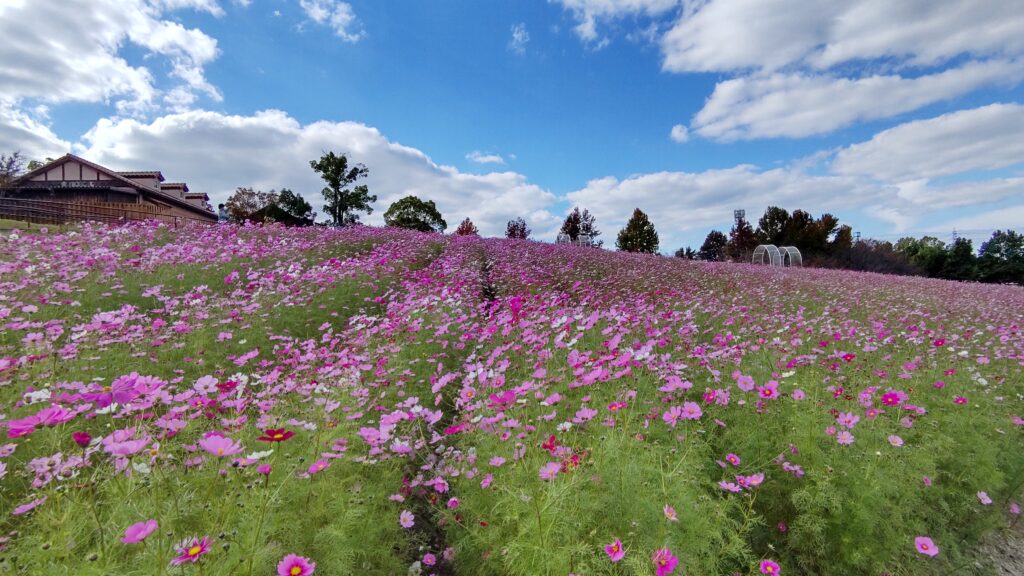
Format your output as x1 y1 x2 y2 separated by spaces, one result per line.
914 536 939 556
836 431 855 445
122 519 158 544
399 510 414 528
539 461 560 481
198 434 243 457
663 504 678 522
887 435 904 447
978 491 993 505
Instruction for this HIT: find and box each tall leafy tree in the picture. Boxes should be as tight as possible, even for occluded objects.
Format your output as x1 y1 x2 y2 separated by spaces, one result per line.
310 152 376 226
978 230 1024 284
615 208 659 253
454 217 479 236
940 237 978 281
698 230 728 262
559 207 602 246
505 217 531 239
674 247 696 259
830 225 854 254
383 196 447 232
725 216 759 262
225 187 278 222
0 151 25 186
782 209 814 247
755 206 789 245
275 189 315 224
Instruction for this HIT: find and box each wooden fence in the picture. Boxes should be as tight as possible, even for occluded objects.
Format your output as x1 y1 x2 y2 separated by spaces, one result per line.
0 198 213 228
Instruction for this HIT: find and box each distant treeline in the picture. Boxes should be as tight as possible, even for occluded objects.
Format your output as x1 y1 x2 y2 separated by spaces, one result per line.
679 206 1023 285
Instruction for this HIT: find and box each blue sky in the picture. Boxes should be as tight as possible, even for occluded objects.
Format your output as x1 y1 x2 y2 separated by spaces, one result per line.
1 0 1023 251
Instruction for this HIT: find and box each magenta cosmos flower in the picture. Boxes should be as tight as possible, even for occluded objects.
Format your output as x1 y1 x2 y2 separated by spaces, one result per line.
171 536 211 565
914 536 939 557
652 548 678 576
277 553 316 576
122 519 158 544
604 538 625 562
760 559 781 574
198 434 243 457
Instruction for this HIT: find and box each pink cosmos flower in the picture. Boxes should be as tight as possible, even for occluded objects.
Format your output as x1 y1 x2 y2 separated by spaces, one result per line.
922 476 933 487
887 435 904 447
791 389 805 400
760 559 781 574
1010 502 1020 515
914 536 939 557
662 406 682 427
399 510 414 528
277 553 316 576
604 538 625 562
652 548 678 576
719 481 742 493
954 396 968 405
539 461 560 481
978 491 992 505
447 497 460 509
836 412 860 429
122 519 158 544
257 464 272 475
171 536 211 565
423 553 436 566
836 431 855 445
307 459 330 475
12 496 46 516
72 431 92 448
663 505 678 522
198 434 243 457
680 402 702 420
725 453 741 466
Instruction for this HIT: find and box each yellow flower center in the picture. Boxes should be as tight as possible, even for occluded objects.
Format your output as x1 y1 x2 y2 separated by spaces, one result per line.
290 567 302 575
217 448 224 455
188 545 202 557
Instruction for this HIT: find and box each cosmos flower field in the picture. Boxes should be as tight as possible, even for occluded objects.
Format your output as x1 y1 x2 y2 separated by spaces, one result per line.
0 222 1021 575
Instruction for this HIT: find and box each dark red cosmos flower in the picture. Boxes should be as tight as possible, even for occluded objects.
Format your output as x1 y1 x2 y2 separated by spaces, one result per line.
257 428 295 442
542 435 558 454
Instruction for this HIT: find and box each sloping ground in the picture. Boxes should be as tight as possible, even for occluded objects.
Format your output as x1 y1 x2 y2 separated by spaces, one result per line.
0 222 1021 575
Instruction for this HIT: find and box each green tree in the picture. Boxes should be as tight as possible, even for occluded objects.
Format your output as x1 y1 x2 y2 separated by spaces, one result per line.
225 187 278 223
978 230 1024 284
505 217 531 239
276 189 315 224
830 225 854 254
310 151 376 226
674 247 696 259
384 196 447 232
782 209 814 248
455 217 479 236
559 207 602 246
755 206 789 245
0 151 25 186
698 230 728 262
725 216 758 261
940 237 978 281
615 208 659 253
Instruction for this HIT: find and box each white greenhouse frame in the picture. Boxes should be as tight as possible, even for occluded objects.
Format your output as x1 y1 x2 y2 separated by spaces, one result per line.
752 244 802 267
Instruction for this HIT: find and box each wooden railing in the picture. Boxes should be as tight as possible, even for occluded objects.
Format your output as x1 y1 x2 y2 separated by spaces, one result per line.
0 198 213 228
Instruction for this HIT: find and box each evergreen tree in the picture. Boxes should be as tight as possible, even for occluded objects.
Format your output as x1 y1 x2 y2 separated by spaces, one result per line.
383 196 447 232
505 217 531 239
674 247 696 259
698 230 728 262
725 216 758 262
310 151 376 226
559 207 602 246
830 225 854 254
455 217 479 236
615 208 659 253
755 206 789 245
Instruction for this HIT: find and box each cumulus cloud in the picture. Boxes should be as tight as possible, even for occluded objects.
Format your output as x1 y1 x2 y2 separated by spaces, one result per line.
669 124 688 143
0 102 72 161
299 0 364 42
668 0 1024 141
76 109 555 236
509 23 530 54
0 0 222 115
564 165 889 250
466 151 506 165
831 103 1024 182
692 60 1024 141
550 0 679 43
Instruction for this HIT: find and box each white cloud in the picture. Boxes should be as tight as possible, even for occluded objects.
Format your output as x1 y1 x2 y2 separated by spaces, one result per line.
831 103 1024 182
669 124 688 143
660 0 1024 73
466 151 506 165
0 102 72 161
76 109 555 236
550 0 680 43
565 166 887 249
692 60 1024 141
299 0 364 42
0 0 221 115
509 23 530 54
